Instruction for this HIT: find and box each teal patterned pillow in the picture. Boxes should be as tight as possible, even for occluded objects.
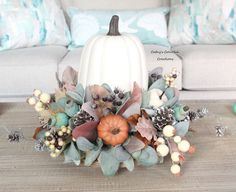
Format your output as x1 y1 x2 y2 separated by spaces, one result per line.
168 0 236 45
0 0 71 51
68 8 170 48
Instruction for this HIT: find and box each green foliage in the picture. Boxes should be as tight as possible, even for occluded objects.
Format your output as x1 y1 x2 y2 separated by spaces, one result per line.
112 146 131 162
123 158 134 172
84 139 103 166
64 142 81 166
98 148 120 176
175 121 190 137
149 78 166 91
135 146 158 167
76 137 95 152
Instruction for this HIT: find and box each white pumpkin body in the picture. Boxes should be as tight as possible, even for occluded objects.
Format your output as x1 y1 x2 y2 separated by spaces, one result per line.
78 33 148 91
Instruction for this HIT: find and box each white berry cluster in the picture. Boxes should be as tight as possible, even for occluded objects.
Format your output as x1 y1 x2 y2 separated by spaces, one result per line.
155 125 194 176
45 126 72 158
27 89 51 112
164 68 179 87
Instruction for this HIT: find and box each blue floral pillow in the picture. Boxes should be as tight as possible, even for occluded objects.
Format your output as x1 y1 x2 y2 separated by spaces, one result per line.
168 0 236 45
67 8 170 48
0 0 71 51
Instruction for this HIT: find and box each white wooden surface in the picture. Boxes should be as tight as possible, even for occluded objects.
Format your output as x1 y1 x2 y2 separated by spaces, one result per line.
0 101 236 192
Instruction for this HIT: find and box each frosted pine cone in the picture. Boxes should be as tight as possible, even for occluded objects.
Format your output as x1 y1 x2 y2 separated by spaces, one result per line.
152 107 175 131
72 110 94 127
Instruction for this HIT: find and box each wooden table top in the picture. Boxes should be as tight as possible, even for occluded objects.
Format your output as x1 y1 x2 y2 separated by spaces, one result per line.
0 101 236 192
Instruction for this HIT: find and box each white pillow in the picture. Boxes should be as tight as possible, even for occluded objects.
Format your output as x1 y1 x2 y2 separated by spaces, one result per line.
0 0 71 51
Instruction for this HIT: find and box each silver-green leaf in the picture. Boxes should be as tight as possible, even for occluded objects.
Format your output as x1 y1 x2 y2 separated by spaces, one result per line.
64 142 81 166
98 149 120 176
136 146 158 167
175 121 190 137
76 137 95 152
122 157 134 172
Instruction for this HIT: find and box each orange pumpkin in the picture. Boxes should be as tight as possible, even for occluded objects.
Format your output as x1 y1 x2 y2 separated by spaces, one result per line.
97 115 129 146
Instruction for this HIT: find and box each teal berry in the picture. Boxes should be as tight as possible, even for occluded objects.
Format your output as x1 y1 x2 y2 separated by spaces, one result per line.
233 103 236 114
174 105 189 121
65 99 80 117
49 112 69 128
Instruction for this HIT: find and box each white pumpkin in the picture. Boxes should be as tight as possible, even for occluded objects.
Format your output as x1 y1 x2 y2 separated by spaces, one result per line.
78 15 148 91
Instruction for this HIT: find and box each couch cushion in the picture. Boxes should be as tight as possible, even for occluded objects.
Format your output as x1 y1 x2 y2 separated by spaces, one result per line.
0 46 68 97
174 45 236 90
59 45 182 90
60 0 169 11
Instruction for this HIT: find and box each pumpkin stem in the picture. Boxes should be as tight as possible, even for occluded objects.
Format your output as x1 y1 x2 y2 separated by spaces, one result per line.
107 15 121 36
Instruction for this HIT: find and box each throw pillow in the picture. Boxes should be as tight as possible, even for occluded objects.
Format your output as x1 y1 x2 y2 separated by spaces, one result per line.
168 0 236 45
67 8 170 48
0 0 71 51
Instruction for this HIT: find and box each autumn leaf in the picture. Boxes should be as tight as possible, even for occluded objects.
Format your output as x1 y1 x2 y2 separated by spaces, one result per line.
62 66 78 91
72 121 99 142
135 116 157 142
118 82 142 115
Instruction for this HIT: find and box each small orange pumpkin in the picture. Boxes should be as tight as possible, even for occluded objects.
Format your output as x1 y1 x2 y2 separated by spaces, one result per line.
97 115 129 146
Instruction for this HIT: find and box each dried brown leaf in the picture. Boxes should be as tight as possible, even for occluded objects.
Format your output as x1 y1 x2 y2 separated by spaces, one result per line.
135 116 157 142
118 82 142 115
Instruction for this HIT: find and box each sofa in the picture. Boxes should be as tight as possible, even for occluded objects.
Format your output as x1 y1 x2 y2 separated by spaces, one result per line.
0 0 236 102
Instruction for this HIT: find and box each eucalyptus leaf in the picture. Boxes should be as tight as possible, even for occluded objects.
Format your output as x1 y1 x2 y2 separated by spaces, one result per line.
164 96 179 108
66 91 84 105
122 157 134 172
84 148 102 166
131 150 141 159
149 78 166 91
64 142 81 166
76 83 85 98
141 91 150 108
112 146 131 162
164 87 175 99
143 108 155 116
101 83 112 93
84 138 103 166
76 137 95 152
136 146 158 167
175 121 190 137
98 149 120 176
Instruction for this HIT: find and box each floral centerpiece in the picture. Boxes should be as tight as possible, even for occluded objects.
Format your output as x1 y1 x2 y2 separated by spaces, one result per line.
28 66 198 176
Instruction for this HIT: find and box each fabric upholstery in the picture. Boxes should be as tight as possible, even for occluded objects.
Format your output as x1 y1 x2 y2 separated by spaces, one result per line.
174 45 236 90
0 46 68 97
60 0 169 11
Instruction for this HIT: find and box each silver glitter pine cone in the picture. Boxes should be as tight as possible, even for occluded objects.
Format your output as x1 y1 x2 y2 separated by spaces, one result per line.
152 107 175 131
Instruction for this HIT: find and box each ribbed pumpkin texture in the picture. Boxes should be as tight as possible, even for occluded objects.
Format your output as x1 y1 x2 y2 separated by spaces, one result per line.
78 15 148 91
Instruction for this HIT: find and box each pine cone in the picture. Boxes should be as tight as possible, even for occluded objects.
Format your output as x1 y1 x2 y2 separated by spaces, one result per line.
152 107 175 131
188 111 197 121
72 110 94 127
